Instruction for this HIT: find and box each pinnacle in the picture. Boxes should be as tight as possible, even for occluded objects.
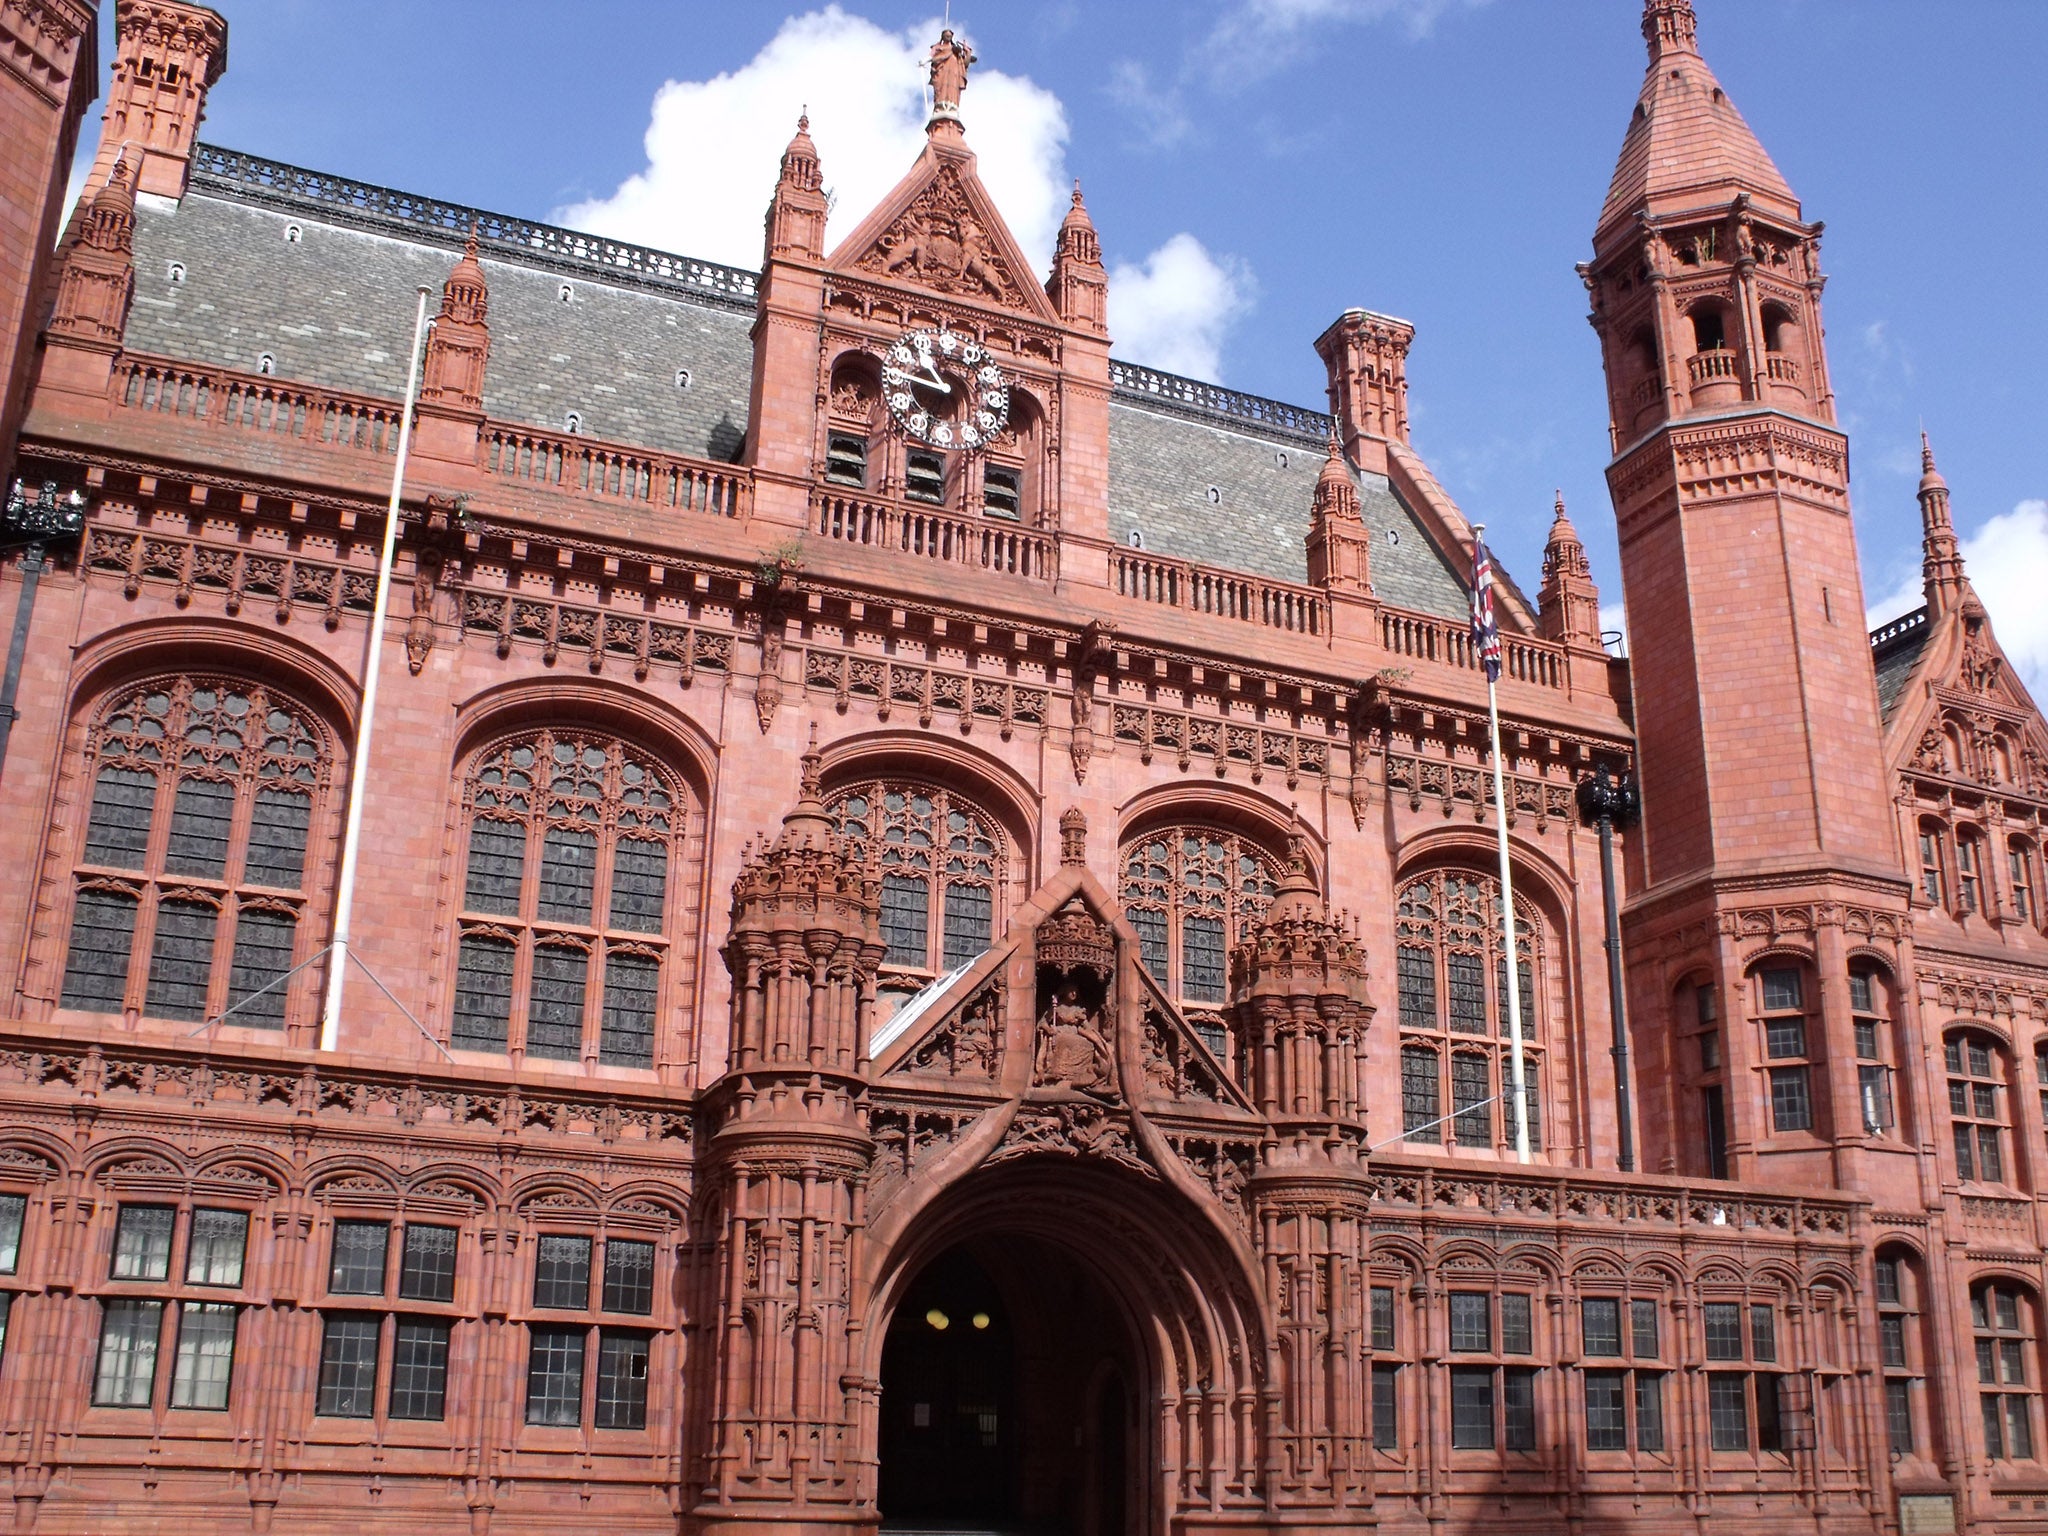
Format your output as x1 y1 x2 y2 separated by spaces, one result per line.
1918 429 1947 492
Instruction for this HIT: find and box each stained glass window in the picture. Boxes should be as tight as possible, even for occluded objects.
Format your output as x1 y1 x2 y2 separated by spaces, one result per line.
1118 825 1280 1057
831 780 1005 975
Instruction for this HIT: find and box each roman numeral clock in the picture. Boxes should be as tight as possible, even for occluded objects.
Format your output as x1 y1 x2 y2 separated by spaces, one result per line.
882 327 1011 450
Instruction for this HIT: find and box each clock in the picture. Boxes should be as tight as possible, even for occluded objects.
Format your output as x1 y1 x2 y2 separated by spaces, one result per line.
881 327 1010 451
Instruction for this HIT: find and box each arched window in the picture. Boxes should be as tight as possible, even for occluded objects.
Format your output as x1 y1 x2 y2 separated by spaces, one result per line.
1918 821 1947 906
451 729 689 1067
1850 966 1897 1137
1120 827 1279 1007
2035 1042 2048 1154
2010 838 2038 927
1957 830 1985 915
1682 976 1730 1177
1394 869 1543 1150
1753 964 1817 1135
1947 1031 2012 1184
60 676 332 1028
1875 1248 1927 1457
828 778 1004 976
1973 1280 2040 1461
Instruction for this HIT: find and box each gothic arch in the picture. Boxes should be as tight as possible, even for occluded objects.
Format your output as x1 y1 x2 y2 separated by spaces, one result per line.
66 615 363 737
817 729 1040 863
84 1136 191 1182
190 1145 292 1193
306 1158 401 1200
400 1163 500 1206
1116 781 1316 870
452 677 719 807
1393 825 1574 926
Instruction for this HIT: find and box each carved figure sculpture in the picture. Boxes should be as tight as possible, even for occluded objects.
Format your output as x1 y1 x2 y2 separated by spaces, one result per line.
929 29 974 111
1034 985 1114 1094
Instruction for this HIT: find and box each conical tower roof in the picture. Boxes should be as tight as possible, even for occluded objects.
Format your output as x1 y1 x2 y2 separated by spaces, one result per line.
1598 0 1800 238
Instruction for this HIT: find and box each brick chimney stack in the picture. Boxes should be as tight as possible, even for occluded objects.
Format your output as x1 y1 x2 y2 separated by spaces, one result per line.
81 0 228 204
1313 308 1413 476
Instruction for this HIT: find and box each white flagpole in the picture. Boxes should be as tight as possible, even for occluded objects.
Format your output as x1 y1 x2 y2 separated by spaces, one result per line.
1475 523 1532 1163
320 284 433 1052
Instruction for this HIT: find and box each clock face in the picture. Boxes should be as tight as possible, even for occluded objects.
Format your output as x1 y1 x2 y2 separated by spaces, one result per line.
881 327 1011 451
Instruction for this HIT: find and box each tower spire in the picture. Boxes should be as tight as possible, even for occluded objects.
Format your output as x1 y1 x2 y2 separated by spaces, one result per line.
1537 490 1603 650
1918 431 1967 615
1642 0 1698 62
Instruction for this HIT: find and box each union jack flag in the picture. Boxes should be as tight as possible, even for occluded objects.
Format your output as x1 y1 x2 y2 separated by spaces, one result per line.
1469 534 1502 683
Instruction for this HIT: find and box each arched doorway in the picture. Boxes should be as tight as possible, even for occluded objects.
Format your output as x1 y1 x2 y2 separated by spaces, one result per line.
879 1235 1139 1535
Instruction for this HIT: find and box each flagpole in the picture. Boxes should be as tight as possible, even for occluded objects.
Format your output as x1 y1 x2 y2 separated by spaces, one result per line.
320 284 432 1052
1474 524 1532 1163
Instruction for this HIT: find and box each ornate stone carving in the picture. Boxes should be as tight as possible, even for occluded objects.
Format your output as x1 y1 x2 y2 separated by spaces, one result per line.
853 165 1027 309
989 1102 1153 1179
906 984 1001 1078
1032 984 1114 1095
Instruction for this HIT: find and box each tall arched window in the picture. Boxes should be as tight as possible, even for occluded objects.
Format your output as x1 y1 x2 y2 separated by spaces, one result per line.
1917 821 1947 906
1973 1280 2041 1461
1957 830 1985 916
60 676 332 1028
1753 963 1817 1135
451 729 689 1067
828 778 1004 976
1395 870 1543 1150
2011 838 2039 928
1850 965 1897 1137
1947 1030 2013 1184
1120 826 1279 1005
1875 1247 1928 1458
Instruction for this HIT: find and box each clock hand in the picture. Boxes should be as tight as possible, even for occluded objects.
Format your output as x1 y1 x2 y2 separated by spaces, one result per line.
917 361 951 395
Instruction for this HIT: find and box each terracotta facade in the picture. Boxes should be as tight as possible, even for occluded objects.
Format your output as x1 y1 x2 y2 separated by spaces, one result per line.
0 2 2043 1533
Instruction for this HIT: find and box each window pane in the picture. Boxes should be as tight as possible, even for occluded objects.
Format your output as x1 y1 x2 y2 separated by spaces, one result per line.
1450 1366 1494 1449
1401 1047 1439 1141
1848 972 1875 1013
1955 1123 1977 1180
328 1220 388 1295
1129 908 1167 985
1451 1055 1491 1146
1503 1367 1537 1451
1704 1303 1742 1361
0 1293 10 1367
62 887 138 1012
225 906 296 1029
942 882 993 970
525 945 589 1060
1182 914 1226 1002
398 1225 458 1304
244 788 310 889
1500 1294 1532 1355
1371 1363 1398 1450
1631 1299 1660 1359
1875 1258 1900 1306
1449 1293 1490 1353
1880 1315 1908 1370
1370 1286 1395 1352
1996 1289 2019 1332
1585 1371 1626 1450
144 897 219 1020
595 1331 650 1429
1582 1298 1622 1357
602 1239 655 1315
1635 1372 1666 1452
1397 946 1435 1030
537 828 597 924
1886 1379 1913 1455
464 820 526 915
316 1314 379 1417
165 776 234 877
1708 1373 1748 1450
451 933 515 1050
1979 1126 2005 1184
94 1298 163 1406
880 875 929 967
2008 1396 2035 1460
1764 1017 1806 1059
608 840 668 933
186 1209 248 1286
390 1318 450 1420
1755 1373 1783 1452
1447 951 1485 1033
111 1204 174 1280
1984 1393 2007 1459
534 1234 592 1309
1750 1305 1777 1363
170 1301 237 1409
1769 1066 1812 1132
526 1326 585 1426
598 951 659 1068
82 766 157 868
1761 969 1801 1011
0 1193 23 1273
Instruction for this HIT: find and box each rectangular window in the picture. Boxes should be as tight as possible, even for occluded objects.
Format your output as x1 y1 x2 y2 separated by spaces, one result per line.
1886 1380 1913 1455
595 1330 650 1429
1881 1316 1908 1370
169 1301 236 1409
1984 1393 2006 1458
1708 1372 1749 1451
1848 972 1875 1013
111 1204 175 1280
534 1234 593 1309
1875 1258 1901 1306
329 1220 389 1295
398 1225 458 1304
244 787 310 889
879 874 930 968
525 944 589 1060
1631 1299 1660 1359
1182 914 1226 1002
451 932 515 1050
1920 832 1943 903
389 1318 450 1420
1451 1054 1491 1146
2012 845 2035 923
62 887 139 1013
186 1209 248 1286
2007 1396 2035 1460
536 828 598 924
0 1294 10 1367
526 1325 585 1426
1769 1066 1813 1132
1635 1372 1666 1452
942 882 994 970
905 452 945 504
225 906 296 1029
1585 1370 1626 1450
1755 1373 1784 1452
1698 1029 1721 1070
1761 969 1802 1011
1503 1367 1537 1451
608 841 668 934
1401 1048 1439 1141
1695 983 1718 1025
1129 908 1168 985
316 1314 380 1417
1582 1298 1622 1357
94 1298 163 1406
603 1239 656 1315
463 820 525 915
1447 951 1486 1033
599 950 659 1068
1703 1086 1729 1178
1750 1305 1777 1363
82 766 157 868
165 777 235 877
1370 1286 1395 1352
144 897 219 1021
0 1193 23 1273
1764 1017 1806 1059
1500 1293 1532 1355
982 464 1021 520
1955 1122 1979 1180
1704 1303 1743 1361
1860 1064 1894 1131
1396 945 1436 1030
824 433 867 488
1450 1365 1494 1450
1449 1292 1491 1352
1978 1125 2005 1183
1371 1363 1399 1450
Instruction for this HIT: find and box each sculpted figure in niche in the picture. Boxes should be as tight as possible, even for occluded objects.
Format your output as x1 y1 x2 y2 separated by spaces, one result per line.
1035 984 1114 1095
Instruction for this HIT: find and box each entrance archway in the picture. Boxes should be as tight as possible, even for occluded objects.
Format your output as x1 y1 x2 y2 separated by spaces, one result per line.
878 1235 1141 1535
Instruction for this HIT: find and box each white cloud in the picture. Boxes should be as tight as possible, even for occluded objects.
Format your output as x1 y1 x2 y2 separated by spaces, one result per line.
1867 498 2048 699
1106 234 1254 380
1204 0 1486 82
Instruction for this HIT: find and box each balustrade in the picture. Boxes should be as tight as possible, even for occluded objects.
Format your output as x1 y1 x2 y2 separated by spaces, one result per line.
812 490 1053 581
114 355 405 455
1112 550 1325 636
479 425 746 517
1378 609 1567 690
1686 347 1740 384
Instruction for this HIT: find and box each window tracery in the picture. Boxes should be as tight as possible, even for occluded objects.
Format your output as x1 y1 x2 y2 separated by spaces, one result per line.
1394 869 1543 1150
452 729 688 1067
827 779 1004 975
60 676 331 1029
1119 826 1279 1056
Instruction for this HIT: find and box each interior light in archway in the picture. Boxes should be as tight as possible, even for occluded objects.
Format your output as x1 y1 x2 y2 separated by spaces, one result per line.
925 1308 950 1331
971 1312 991 1330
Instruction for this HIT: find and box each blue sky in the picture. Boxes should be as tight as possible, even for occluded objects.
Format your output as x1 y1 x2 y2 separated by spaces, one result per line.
80 1 2047 688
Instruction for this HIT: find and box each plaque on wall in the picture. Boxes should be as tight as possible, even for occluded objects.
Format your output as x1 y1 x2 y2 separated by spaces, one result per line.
1897 1495 1955 1535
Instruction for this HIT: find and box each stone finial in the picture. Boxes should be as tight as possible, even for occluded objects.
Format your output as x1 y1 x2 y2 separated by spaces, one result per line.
1306 432 1373 596
1918 432 1967 616
765 110 829 261
1059 807 1088 867
1048 181 1108 334
1538 491 1604 650
47 153 138 349
419 223 491 414
1642 0 1698 61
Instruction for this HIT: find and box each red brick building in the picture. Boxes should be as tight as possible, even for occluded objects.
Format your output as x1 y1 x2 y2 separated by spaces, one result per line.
0 2 2042 1532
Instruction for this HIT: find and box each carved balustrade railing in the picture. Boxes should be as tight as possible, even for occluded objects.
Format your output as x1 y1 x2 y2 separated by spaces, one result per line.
1112 550 1327 637
812 489 1055 581
1377 609 1568 690
1765 354 1800 383
1108 359 1334 450
1686 347 1740 385
1869 606 1928 650
479 424 748 517
460 590 736 679
112 354 408 457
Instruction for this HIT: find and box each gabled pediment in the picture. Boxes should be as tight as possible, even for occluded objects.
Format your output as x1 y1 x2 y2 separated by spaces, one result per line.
1885 599 2048 797
827 143 1058 323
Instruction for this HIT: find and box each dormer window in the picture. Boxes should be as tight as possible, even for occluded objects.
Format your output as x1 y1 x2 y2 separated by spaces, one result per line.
167 262 186 285
564 412 582 435
256 353 275 376
904 452 945 505
284 224 302 244
558 284 574 303
674 368 691 390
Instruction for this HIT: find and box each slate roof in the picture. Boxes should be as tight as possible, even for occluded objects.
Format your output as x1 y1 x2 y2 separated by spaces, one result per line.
1870 606 1931 727
120 144 1472 619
